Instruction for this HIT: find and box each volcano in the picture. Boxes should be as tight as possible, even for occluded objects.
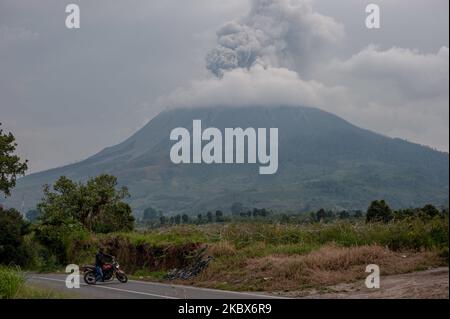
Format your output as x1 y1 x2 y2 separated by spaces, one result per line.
4 106 449 215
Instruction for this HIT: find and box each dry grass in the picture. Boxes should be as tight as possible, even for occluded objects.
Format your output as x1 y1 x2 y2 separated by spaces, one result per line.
194 245 443 291
207 241 238 258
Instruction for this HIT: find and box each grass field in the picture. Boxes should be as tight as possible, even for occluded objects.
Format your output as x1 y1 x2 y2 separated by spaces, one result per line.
11 215 447 296
85 217 448 292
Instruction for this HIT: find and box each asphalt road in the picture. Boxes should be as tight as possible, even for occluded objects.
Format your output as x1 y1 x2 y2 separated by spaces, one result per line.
27 273 287 299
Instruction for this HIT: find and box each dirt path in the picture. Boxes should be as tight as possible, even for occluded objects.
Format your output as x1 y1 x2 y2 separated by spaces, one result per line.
277 267 449 299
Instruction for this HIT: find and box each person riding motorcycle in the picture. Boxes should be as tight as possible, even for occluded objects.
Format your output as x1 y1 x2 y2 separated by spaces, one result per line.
95 248 113 282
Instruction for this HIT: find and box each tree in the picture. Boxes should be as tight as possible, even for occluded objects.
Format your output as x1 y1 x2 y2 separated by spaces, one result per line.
174 214 181 224
366 200 393 223
206 211 213 223
316 208 326 222
215 210 224 222
159 215 167 226
420 204 440 218
197 214 203 224
0 124 28 196
353 210 363 219
393 208 414 220
230 202 244 216
37 174 133 232
0 206 31 266
338 211 350 219
260 208 269 217
92 202 134 233
181 214 189 224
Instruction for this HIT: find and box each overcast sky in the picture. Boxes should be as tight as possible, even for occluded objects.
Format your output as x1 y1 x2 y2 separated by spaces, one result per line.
1 0 448 173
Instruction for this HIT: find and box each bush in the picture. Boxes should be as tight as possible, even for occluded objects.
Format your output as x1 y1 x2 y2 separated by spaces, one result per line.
34 219 89 265
0 207 31 266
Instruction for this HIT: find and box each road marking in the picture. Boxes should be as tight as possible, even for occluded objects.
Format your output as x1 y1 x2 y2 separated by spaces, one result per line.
30 274 289 299
30 276 178 299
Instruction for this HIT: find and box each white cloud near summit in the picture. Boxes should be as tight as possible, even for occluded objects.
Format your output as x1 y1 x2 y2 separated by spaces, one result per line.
158 65 346 109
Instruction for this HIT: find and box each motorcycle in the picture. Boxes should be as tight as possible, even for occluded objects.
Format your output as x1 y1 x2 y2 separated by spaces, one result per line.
82 257 128 285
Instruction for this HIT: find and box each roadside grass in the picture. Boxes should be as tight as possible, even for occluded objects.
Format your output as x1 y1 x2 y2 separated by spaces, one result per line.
131 270 167 281
111 226 209 246
106 216 448 251
19 216 447 294
141 217 448 292
15 284 74 299
0 266 71 299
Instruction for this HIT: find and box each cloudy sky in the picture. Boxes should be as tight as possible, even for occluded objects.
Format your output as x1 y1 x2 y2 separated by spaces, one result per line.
1 0 448 173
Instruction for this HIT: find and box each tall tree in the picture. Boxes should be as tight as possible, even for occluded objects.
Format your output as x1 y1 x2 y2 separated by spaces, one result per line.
0 123 28 196
38 174 134 232
366 200 393 223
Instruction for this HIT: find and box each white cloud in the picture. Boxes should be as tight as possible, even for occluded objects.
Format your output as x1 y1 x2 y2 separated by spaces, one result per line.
157 64 346 109
317 46 449 151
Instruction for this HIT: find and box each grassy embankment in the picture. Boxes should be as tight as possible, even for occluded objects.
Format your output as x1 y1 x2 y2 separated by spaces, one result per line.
70 217 448 293
0 266 72 299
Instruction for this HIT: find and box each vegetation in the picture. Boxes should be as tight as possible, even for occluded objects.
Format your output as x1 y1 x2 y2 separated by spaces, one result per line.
1 123 446 296
0 206 31 266
0 266 24 299
37 175 134 232
0 129 447 294
32 175 134 264
82 215 448 291
0 266 70 299
366 200 393 223
135 200 447 229
0 123 28 196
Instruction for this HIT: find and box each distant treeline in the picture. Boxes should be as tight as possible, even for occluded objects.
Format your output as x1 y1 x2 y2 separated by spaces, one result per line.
137 200 449 228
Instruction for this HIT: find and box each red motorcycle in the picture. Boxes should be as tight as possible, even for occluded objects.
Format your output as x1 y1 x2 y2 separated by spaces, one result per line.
82 257 128 285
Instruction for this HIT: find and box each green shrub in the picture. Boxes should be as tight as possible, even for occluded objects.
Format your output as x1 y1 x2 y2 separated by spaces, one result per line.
0 266 24 299
0 207 31 266
34 220 89 265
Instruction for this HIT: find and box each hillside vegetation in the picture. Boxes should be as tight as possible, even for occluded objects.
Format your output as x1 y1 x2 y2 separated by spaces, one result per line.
4 106 449 214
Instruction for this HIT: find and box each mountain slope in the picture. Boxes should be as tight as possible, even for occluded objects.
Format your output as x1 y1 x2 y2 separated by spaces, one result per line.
4 106 449 214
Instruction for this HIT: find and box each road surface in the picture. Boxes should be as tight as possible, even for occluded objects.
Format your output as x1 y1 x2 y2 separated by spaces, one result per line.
27 273 287 299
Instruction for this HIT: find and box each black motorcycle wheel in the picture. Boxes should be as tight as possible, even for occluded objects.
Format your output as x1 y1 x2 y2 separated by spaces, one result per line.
116 271 128 283
84 271 97 285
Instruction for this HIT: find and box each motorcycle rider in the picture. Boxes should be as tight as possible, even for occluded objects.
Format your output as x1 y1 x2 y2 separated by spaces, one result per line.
95 248 113 282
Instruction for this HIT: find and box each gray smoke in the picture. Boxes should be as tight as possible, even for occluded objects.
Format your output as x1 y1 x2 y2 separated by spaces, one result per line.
206 0 344 77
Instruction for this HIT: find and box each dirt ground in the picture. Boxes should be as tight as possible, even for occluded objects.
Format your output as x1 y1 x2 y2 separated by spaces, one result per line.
274 267 449 299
